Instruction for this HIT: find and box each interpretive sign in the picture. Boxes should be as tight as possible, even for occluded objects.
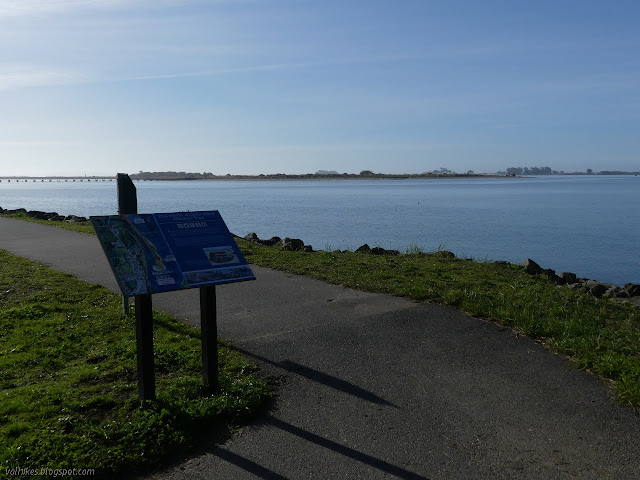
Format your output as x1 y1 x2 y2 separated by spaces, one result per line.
90 210 255 296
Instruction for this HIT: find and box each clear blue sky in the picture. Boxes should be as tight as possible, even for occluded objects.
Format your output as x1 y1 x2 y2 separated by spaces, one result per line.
1 0 639 176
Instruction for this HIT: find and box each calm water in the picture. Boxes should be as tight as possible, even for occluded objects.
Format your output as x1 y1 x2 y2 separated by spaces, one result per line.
0 176 638 286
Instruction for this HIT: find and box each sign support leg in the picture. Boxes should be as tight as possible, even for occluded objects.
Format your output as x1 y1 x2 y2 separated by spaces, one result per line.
200 285 219 393
117 174 136 319
135 293 156 401
117 172 156 402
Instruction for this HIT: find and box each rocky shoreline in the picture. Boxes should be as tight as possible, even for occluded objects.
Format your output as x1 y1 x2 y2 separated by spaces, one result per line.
1 209 637 306
519 258 640 302
241 232 640 306
0 207 88 223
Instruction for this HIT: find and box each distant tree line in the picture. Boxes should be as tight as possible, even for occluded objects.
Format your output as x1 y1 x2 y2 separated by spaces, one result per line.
132 171 214 180
506 166 553 176
130 170 495 181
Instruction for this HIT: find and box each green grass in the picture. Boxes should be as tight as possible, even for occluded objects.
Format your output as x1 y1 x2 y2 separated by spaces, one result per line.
0 211 95 235
234 240 640 410
0 249 270 479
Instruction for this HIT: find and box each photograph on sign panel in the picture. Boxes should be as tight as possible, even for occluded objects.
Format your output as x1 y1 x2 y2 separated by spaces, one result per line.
184 265 254 286
203 246 239 266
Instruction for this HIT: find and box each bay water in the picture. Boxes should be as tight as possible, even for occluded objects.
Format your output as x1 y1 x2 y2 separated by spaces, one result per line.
0 175 638 286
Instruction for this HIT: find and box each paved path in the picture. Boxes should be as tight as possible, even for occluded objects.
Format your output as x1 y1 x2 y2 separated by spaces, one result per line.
1 217 639 479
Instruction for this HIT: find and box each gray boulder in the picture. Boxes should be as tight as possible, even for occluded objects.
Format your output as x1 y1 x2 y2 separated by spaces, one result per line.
243 233 283 247
244 232 260 243
557 272 578 285
543 268 559 284
355 244 371 254
521 258 543 275
263 236 282 246
624 284 640 297
605 285 622 297
26 210 44 218
354 244 398 255
27 210 60 220
278 237 305 251
64 215 87 222
584 280 619 298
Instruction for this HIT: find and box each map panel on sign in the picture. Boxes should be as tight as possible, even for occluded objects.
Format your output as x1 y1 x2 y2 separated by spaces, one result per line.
91 211 255 296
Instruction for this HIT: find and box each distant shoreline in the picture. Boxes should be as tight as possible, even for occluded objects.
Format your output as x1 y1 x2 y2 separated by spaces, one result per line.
0 173 506 182
153 173 508 181
132 172 638 181
1 172 638 182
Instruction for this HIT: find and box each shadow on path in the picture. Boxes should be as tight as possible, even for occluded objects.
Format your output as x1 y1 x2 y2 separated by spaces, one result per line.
233 347 397 407
265 416 429 480
213 448 289 480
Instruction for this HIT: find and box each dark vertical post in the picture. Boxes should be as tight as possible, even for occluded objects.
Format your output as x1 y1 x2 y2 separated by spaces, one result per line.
117 173 138 315
200 285 219 393
117 173 138 214
117 174 137 315
135 293 155 400
117 173 156 402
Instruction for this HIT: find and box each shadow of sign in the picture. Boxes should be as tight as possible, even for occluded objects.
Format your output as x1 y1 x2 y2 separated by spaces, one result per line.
268 417 430 479
213 448 289 480
232 347 397 408
210 416 430 480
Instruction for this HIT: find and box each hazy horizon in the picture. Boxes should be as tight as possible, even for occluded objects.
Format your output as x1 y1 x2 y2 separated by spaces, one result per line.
1 167 638 179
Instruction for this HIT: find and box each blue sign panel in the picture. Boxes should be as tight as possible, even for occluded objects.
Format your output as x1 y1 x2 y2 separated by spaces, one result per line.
91 211 255 296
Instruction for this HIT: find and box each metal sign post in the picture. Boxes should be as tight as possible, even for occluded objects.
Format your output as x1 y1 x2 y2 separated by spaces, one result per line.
116 173 156 402
134 292 156 401
116 174 136 316
200 285 219 392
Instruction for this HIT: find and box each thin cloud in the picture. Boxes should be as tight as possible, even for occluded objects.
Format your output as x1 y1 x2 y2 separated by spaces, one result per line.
0 66 86 91
522 75 639 94
124 42 610 83
0 140 81 147
0 0 132 17
179 143 448 156
126 53 450 82
0 0 248 17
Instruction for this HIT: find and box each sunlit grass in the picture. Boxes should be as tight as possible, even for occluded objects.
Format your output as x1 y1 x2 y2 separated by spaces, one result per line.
0 250 270 478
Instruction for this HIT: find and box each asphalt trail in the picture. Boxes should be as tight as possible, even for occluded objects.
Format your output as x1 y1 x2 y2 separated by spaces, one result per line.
1 217 639 479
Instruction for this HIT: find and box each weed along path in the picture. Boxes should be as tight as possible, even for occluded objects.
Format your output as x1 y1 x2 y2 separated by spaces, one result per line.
1 216 639 479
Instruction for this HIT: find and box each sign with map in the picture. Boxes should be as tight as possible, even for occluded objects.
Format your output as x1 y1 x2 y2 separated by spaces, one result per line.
90 211 255 296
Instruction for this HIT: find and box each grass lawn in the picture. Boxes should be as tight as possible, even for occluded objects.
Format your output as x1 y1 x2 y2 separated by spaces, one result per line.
0 248 271 478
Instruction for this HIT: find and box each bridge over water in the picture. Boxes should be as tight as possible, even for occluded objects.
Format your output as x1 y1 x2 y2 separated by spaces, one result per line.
0 177 150 183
